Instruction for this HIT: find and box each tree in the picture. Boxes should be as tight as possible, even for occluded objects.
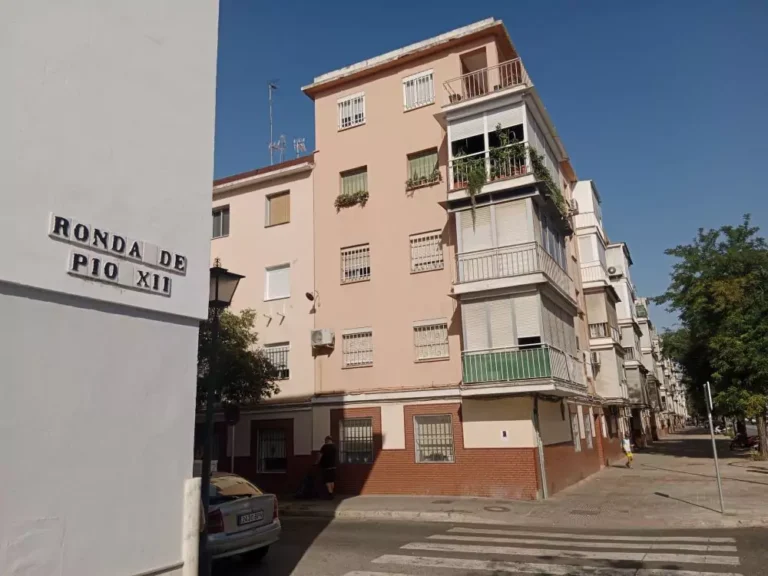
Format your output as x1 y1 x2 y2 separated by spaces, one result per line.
655 215 768 457
197 308 279 410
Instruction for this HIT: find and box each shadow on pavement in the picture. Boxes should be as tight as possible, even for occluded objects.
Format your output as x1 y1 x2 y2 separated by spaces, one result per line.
642 434 750 460
654 491 722 514
641 463 768 487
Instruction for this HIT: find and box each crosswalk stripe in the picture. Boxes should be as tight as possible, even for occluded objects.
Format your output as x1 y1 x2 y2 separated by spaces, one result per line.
401 542 741 566
428 533 737 552
371 554 745 576
448 527 737 544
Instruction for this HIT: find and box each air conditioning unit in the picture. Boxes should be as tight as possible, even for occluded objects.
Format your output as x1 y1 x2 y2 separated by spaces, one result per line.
311 328 335 349
590 351 601 365
607 266 623 277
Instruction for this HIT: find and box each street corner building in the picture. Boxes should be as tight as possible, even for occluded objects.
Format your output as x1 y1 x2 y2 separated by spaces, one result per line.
209 18 686 501
1 1 219 575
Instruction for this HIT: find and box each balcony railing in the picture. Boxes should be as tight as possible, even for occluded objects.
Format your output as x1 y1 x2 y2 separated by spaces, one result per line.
573 212 604 231
443 58 529 106
463 344 585 387
455 242 574 298
589 322 621 342
450 143 530 191
581 263 608 284
623 346 637 360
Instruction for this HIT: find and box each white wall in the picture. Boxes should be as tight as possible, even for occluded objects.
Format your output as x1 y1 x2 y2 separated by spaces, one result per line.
1 2 218 575
538 399 572 445
462 397 535 448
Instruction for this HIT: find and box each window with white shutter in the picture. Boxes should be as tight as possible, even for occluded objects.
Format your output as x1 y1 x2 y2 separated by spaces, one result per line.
462 300 489 351
459 206 492 253
264 264 290 300
494 200 529 247
402 70 434 110
338 93 365 129
579 236 596 263
488 297 515 348
514 294 541 344
486 104 524 131
450 113 484 142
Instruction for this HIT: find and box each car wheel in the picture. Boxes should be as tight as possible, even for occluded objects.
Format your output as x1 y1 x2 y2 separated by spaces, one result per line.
248 546 269 563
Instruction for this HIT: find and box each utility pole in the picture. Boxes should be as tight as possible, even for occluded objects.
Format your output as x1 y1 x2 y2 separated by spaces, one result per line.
705 381 725 514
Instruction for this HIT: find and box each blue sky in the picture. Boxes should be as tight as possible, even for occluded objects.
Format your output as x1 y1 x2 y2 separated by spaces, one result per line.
214 0 768 329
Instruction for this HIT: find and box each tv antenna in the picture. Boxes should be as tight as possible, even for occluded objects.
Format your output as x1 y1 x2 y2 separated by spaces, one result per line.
294 138 306 158
268 80 282 165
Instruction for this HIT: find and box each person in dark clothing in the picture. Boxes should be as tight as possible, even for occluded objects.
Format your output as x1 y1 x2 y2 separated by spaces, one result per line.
318 436 336 498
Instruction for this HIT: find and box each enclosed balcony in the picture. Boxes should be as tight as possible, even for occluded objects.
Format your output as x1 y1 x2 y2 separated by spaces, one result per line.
589 322 621 344
454 242 574 300
581 263 609 285
443 58 530 107
462 345 586 395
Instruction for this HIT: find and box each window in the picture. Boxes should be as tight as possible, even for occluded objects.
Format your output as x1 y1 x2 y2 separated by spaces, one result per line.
264 342 289 380
212 207 230 238
338 92 365 129
256 429 287 473
339 418 374 464
540 214 566 270
341 167 368 196
340 244 371 283
264 264 290 300
571 413 581 452
410 230 443 272
407 149 439 185
342 329 373 367
266 191 290 227
584 414 593 449
414 321 449 361
414 415 454 463
403 70 434 110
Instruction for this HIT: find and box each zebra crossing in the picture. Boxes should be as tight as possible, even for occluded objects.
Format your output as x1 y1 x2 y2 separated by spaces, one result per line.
341 525 744 576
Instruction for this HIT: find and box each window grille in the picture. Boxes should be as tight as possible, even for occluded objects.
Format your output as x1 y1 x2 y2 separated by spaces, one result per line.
264 343 289 380
342 330 373 367
403 70 434 110
338 93 365 129
339 418 374 464
414 414 454 463
257 429 287 473
410 231 443 272
341 244 371 283
414 322 449 361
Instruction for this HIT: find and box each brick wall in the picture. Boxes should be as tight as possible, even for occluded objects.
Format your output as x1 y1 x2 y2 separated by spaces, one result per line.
543 434 602 496
327 403 540 500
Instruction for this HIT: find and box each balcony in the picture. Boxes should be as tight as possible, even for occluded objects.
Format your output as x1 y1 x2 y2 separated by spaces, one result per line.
581 263 609 285
454 242 574 300
443 59 530 107
573 211 603 231
462 345 586 393
623 346 637 361
589 322 621 343
449 142 533 193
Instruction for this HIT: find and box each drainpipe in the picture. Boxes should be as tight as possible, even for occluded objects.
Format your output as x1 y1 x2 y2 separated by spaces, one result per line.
533 395 549 500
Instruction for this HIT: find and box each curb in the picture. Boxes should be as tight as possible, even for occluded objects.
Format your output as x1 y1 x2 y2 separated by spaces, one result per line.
279 505 768 530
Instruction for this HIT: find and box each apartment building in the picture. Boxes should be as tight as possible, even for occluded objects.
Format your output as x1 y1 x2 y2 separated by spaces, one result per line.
208 156 317 494
606 242 651 444
572 181 630 454
300 18 609 499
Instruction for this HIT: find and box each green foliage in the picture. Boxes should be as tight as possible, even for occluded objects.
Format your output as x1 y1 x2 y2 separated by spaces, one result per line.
490 124 527 181
655 215 768 455
405 168 440 190
197 308 279 410
528 147 567 218
334 190 369 211
452 150 487 222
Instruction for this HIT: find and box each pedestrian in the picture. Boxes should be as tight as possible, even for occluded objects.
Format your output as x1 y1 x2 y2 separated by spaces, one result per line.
622 433 634 468
317 435 337 499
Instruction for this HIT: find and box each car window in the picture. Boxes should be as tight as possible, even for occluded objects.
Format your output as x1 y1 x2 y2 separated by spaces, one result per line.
209 475 263 505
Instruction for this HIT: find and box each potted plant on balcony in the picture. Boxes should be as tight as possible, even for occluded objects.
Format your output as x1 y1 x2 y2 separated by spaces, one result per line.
334 189 369 212
453 150 487 226
489 123 527 181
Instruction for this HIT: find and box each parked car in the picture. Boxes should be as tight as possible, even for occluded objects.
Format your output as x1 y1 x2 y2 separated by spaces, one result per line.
206 472 280 561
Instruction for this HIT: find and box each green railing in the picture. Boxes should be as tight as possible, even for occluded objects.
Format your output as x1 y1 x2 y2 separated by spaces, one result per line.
462 345 585 386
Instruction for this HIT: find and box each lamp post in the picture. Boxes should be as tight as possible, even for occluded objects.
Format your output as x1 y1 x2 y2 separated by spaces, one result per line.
199 259 244 576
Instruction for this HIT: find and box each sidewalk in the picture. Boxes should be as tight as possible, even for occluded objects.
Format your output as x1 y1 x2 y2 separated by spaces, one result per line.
280 431 768 529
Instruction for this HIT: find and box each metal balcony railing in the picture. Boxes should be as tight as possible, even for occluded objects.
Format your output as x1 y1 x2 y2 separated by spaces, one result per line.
449 143 530 191
589 322 621 342
454 242 574 298
623 346 637 360
443 58 529 105
462 344 585 387
581 263 608 284
573 212 604 231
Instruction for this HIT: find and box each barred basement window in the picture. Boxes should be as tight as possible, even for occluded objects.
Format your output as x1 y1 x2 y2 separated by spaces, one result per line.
339 418 374 464
414 414 454 463
257 429 287 473
264 342 289 380
403 70 434 110
571 413 582 452
338 92 365 129
342 329 373 367
414 321 449 361
410 230 443 272
341 244 371 283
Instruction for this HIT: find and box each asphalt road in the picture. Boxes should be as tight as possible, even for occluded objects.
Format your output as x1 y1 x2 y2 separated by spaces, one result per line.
214 517 768 576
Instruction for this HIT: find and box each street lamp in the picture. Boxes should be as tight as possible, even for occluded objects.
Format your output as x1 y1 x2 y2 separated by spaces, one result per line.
199 259 244 576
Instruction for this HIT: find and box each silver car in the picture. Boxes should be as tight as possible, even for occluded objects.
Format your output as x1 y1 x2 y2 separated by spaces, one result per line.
206 472 280 561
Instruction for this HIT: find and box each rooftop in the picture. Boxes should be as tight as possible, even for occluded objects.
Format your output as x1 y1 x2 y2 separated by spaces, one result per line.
213 153 315 193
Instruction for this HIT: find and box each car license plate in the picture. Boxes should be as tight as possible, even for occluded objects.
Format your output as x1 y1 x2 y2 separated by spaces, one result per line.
237 511 263 526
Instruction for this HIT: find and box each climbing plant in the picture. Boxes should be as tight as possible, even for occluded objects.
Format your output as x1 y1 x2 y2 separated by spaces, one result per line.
529 147 567 218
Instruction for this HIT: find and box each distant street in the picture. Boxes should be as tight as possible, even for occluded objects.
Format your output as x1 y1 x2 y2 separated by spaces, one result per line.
218 517 768 576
